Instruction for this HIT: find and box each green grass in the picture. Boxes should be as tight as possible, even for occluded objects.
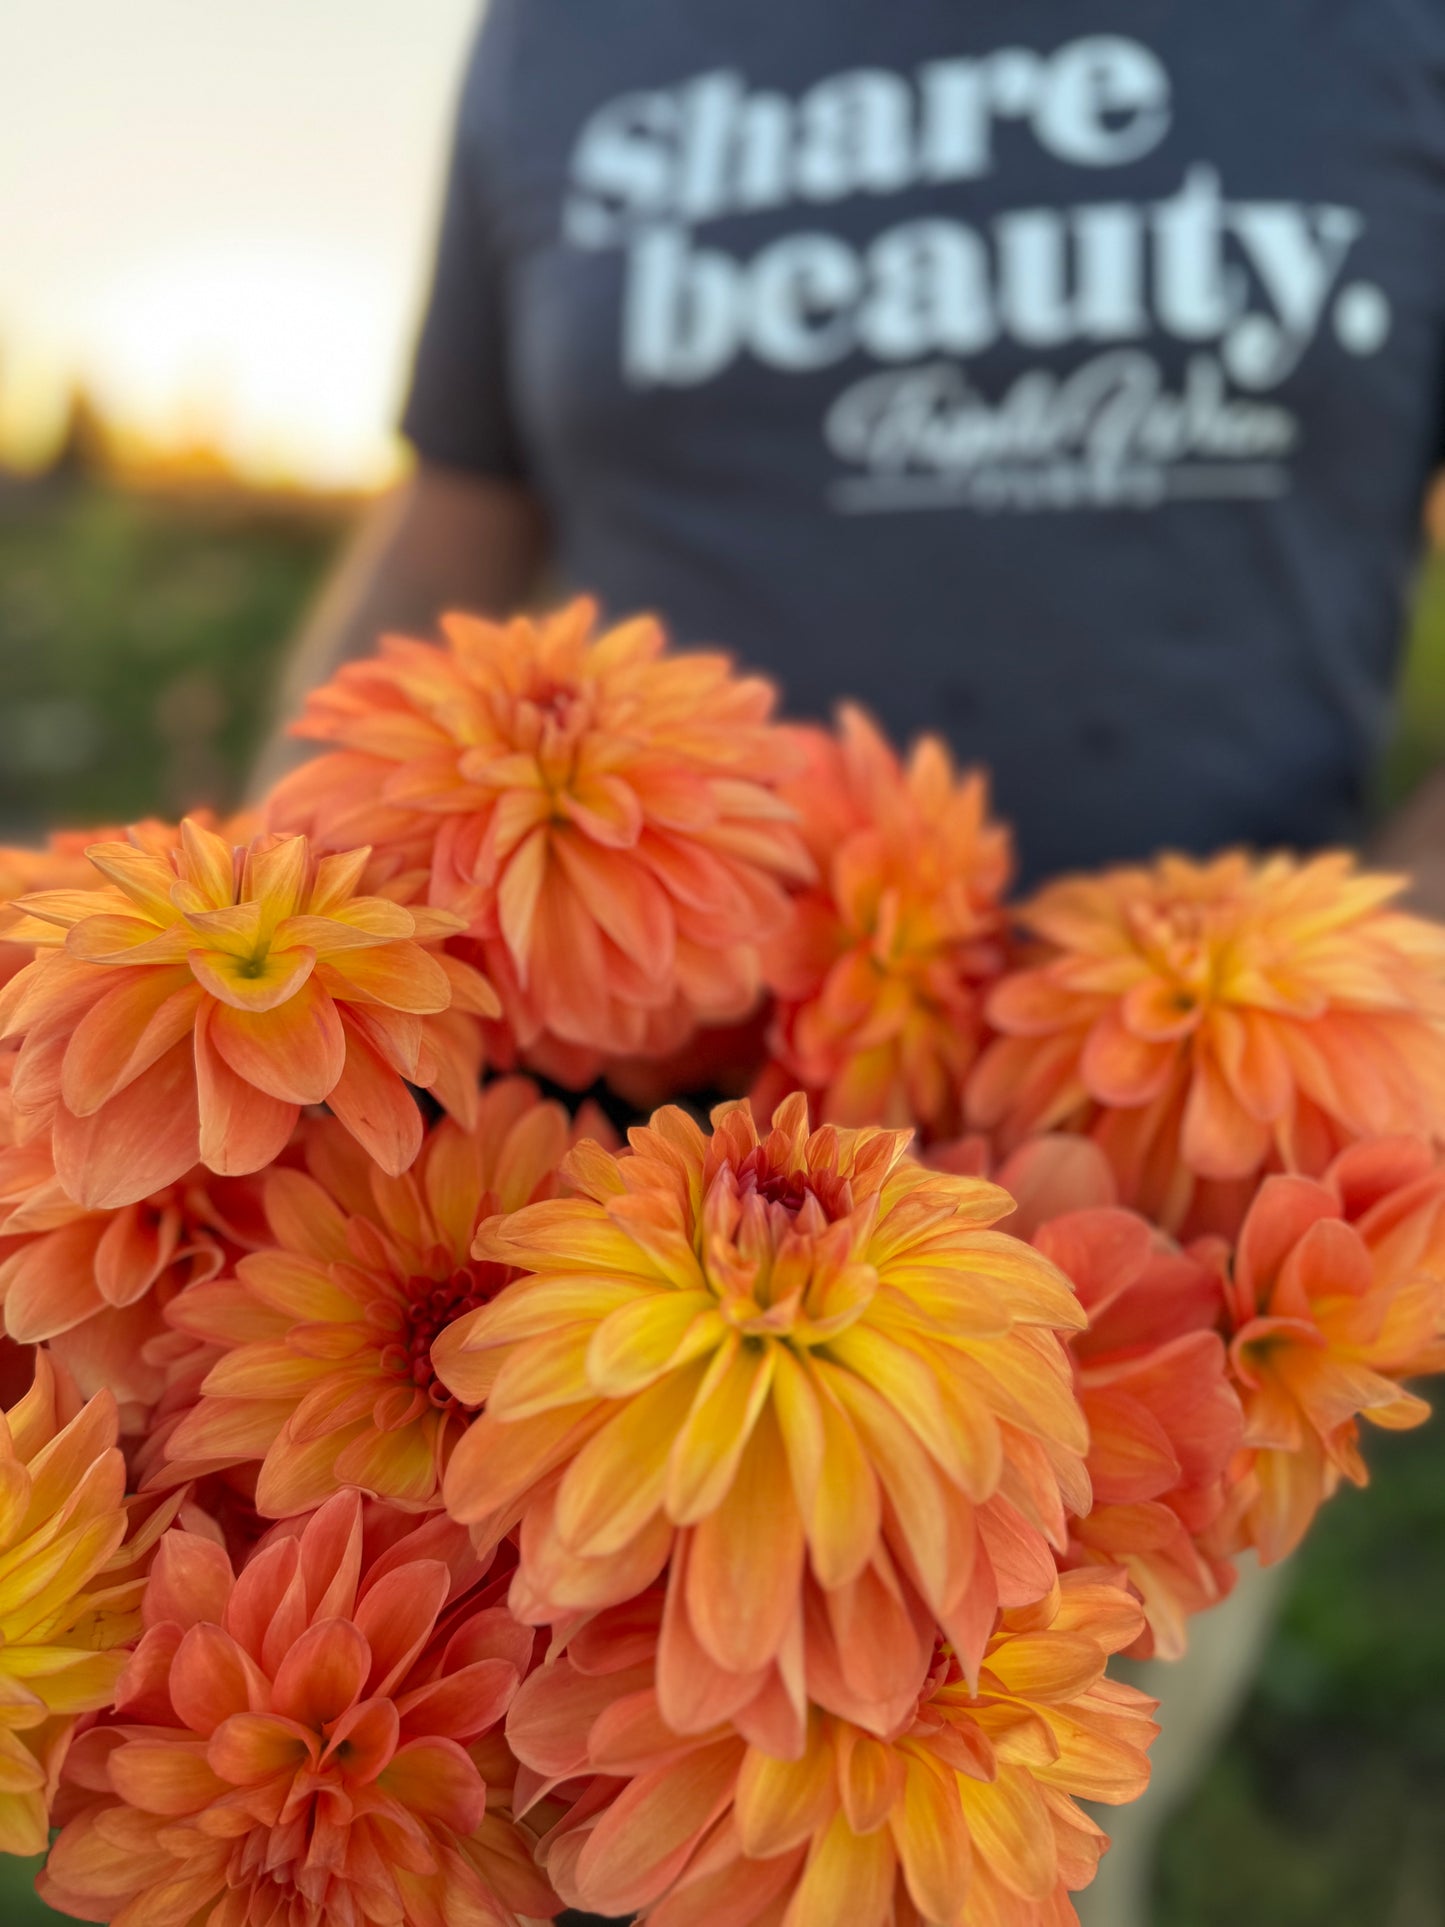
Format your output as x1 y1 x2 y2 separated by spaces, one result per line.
3 479 1445 1923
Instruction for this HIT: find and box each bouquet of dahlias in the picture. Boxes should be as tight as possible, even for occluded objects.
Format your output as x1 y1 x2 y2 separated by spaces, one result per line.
3 597 1444 1927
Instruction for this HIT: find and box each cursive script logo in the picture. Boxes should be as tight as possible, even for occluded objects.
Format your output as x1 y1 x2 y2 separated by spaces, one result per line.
824 355 1298 512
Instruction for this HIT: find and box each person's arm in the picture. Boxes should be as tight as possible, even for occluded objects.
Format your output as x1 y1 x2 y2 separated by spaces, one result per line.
1371 767 1445 918
248 461 547 794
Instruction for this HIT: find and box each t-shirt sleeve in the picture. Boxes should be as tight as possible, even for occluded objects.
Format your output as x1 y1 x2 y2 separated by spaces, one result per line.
400 5 527 480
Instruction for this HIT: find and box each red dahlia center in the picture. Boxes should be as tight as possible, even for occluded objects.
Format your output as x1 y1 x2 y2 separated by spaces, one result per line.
380 1264 511 1411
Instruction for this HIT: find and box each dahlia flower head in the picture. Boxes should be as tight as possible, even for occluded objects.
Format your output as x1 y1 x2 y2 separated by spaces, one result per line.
0 1058 271 1427
1208 1134 1445 1564
0 1352 166 1856
40 1490 557 1927
436 1093 1092 1755
507 1570 1156 1926
760 705 1013 1141
984 1136 1244 1661
160 1078 603 1519
268 596 813 1079
0 816 497 1209
970 848 1445 1237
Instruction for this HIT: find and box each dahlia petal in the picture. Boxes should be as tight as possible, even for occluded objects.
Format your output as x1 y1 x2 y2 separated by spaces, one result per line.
733 1722 836 1857
189 943 316 1014
1080 1009 1176 1108
208 980 346 1105
1 1223 108 1340
1180 1049 1273 1181
555 1362 709 1557
888 1753 973 1919
394 1656 519 1743
142 1530 235 1633
200 1344 331 1402
836 1726 905 1834
64 853 166 928
254 1426 369 1518
665 1336 774 1524
330 1420 441 1507
685 1406 804 1674
786 1807 896 1927
326 1021 423 1176
190 1015 293 1183
321 941 452 1014
168 1624 268 1736
351 1565 449 1702
60 970 201 1115
826 1326 978 1493
984 1632 1105 1702
53 1040 200 1209
109 1739 229 1816
553 832 674 973
441 1402 609 1528
236 1245 358 1322
773 1355 880 1591
560 772 644 850
180 818 240 907
272 1619 370 1728
585 1292 716 1397
956 1760 1057 1901
324 1696 400 1783
376 1736 485 1835
206 1712 313 1786
487 1328 596 1421
498 829 548 981
571 1738 745 1916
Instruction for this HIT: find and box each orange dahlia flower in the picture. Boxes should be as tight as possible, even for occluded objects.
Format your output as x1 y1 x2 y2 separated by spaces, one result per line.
160 1080 594 1518
509 1572 1155 1925
0 1065 270 1427
0 817 497 1208
759 706 1012 1140
1212 1136 1445 1564
40 1490 557 1925
0 1353 146 1855
932 1136 1242 1661
437 1094 1090 1743
1003 1141 1242 1659
970 851 1445 1235
268 597 812 1073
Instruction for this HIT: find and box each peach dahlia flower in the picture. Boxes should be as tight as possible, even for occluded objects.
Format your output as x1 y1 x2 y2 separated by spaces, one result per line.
161 1081 594 1518
0 1063 270 1426
0 817 496 1208
759 707 1012 1140
970 851 1445 1235
0 1355 148 1854
933 1137 1242 1661
269 598 812 1072
1004 1142 1242 1661
437 1095 1090 1745
1212 1136 1445 1563
40 1492 557 1927
508 1573 1155 1926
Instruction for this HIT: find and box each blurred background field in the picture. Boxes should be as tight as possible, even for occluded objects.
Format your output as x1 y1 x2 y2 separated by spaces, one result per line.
3 454 1445 1924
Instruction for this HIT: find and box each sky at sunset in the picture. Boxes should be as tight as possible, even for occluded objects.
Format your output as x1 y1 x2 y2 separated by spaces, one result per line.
0 0 481 489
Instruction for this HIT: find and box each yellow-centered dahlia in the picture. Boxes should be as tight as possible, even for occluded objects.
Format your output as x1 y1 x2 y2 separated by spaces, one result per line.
437 1094 1090 1745
509 1572 1156 1926
269 597 812 1074
161 1080 596 1518
970 850 1445 1234
760 706 1012 1139
0 818 497 1208
0 1353 153 1855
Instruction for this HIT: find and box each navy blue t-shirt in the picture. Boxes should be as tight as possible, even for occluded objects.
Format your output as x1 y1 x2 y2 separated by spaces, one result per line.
402 1 1445 880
